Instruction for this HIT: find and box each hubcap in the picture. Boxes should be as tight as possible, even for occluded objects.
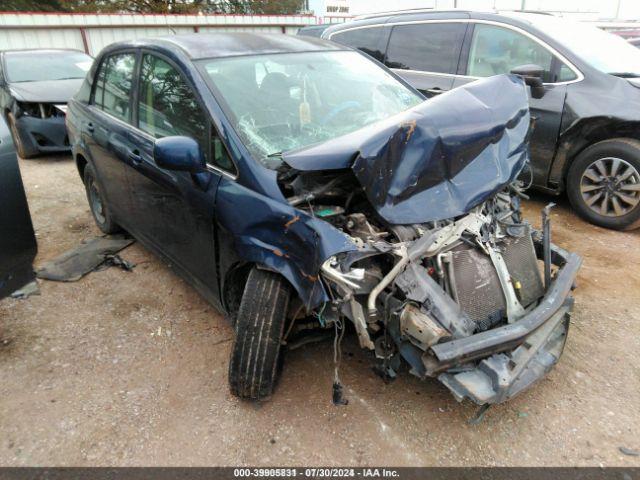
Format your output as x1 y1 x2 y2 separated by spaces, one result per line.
89 181 106 224
580 157 640 217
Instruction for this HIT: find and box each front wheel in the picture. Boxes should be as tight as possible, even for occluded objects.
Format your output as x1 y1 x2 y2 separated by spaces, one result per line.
567 138 640 230
228 267 291 400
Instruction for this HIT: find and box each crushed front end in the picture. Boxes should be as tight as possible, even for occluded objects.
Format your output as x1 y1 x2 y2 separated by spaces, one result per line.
277 75 582 405
318 193 580 405
12 102 69 155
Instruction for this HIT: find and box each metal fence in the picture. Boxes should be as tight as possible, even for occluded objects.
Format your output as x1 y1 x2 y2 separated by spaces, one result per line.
0 12 318 56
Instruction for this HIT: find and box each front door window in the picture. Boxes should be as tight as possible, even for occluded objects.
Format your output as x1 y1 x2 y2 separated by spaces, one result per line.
468 24 558 82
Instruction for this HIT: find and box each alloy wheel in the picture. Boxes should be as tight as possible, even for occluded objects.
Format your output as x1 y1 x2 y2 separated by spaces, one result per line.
580 157 640 217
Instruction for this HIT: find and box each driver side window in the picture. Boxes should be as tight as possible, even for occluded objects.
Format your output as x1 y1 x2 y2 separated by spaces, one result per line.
138 53 233 172
467 24 575 83
138 54 207 145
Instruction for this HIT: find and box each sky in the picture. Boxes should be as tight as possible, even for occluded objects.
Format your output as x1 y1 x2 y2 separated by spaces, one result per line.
345 0 640 20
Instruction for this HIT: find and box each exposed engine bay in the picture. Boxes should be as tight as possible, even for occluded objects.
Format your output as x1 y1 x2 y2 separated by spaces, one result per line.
278 167 580 406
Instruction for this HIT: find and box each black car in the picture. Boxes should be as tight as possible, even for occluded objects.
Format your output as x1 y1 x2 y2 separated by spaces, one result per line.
0 49 93 158
66 33 581 406
0 115 37 299
322 11 640 230
296 24 335 38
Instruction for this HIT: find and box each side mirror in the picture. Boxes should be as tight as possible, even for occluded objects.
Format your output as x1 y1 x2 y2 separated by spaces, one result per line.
510 64 546 99
154 136 206 173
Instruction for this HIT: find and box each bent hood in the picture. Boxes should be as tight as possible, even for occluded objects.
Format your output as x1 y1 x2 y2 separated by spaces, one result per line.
282 74 531 225
9 78 84 103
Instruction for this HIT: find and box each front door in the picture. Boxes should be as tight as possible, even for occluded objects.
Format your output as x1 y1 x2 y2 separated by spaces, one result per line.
125 52 225 305
454 23 571 185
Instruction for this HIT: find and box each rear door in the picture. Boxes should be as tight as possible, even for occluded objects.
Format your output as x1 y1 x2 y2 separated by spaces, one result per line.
455 22 576 185
384 22 467 97
126 52 232 305
83 51 138 220
327 25 389 64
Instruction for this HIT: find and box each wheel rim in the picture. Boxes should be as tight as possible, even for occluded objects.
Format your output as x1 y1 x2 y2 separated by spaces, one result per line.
89 180 106 224
580 157 640 217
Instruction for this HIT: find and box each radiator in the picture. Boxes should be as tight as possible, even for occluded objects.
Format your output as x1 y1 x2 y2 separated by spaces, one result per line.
448 233 543 330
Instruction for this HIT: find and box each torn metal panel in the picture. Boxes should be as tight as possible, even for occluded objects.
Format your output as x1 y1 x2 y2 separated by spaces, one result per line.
283 74 530 224
36 235 134 282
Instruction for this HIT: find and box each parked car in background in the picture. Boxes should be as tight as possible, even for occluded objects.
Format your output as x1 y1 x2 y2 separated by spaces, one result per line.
296 24 335 38
66 33 581 406
0 49 93 158
322 11 640 230
0 115 37 299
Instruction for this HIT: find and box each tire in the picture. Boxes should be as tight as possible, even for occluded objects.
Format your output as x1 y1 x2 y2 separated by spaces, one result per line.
228 267 291 400
7 112 37 159
567 138 640 230
83 163 121 234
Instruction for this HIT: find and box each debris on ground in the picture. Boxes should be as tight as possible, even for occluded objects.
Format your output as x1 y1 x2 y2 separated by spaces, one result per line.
36 234 134 281
10 280 40 299
619 447 640 457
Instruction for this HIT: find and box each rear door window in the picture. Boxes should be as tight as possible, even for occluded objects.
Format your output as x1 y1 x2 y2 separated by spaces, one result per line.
93 53 136 123
385 23 466 73
330 27 386 62
467 24 559 81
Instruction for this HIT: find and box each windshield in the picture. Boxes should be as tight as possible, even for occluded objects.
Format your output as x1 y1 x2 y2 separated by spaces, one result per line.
200 51 423 167
528 16 640 77
4 51 93 83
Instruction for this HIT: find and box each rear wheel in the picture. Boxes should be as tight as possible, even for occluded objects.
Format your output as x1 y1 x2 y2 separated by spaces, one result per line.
83 163 121 234
567 138 640 230
7 112 36 159
228 267 291 400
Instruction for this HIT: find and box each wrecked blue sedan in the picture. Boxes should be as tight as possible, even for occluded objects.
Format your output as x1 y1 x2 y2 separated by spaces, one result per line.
66 33 581 406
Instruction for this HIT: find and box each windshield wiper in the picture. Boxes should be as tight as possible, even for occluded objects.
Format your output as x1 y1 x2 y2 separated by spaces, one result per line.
267 151 283 158
609 72 640 78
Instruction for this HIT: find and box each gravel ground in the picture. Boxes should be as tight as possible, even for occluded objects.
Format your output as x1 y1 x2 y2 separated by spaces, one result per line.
1 154 639 467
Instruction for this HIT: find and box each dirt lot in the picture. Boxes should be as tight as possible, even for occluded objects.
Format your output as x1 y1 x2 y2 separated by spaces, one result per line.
1 154 639 467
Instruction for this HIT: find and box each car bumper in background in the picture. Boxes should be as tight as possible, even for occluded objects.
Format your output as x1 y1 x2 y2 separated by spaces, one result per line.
15 114 70 155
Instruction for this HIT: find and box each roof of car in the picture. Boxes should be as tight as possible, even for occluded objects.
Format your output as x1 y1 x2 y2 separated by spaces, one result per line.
123 33 343 60
323 9 563 36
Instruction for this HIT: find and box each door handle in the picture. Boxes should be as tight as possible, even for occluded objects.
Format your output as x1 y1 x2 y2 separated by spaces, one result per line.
86 122 95 133
128 150 142 164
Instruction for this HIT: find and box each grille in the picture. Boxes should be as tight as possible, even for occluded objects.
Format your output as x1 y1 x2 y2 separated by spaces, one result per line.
501 233 544 308
449 247 506 326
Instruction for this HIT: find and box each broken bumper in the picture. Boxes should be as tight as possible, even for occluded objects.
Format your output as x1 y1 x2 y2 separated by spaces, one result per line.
429 243 582 405
16 115 69 155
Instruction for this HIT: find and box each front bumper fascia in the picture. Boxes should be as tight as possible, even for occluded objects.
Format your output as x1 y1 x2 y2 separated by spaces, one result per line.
427 243 582 405
15 115 69 155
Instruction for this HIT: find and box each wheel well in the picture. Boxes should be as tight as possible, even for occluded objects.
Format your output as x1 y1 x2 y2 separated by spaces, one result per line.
222 262 300 321
557 120 640 188
76 154 88 181
222 262 253 320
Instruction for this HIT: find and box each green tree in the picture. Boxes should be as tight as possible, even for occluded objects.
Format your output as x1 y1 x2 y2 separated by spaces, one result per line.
40 0 306 14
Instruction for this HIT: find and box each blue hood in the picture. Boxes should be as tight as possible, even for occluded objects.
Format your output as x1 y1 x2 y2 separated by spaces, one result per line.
282 74 531 225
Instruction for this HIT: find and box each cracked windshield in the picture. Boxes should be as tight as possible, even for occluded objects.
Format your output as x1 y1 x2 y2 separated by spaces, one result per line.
201 50 423 167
